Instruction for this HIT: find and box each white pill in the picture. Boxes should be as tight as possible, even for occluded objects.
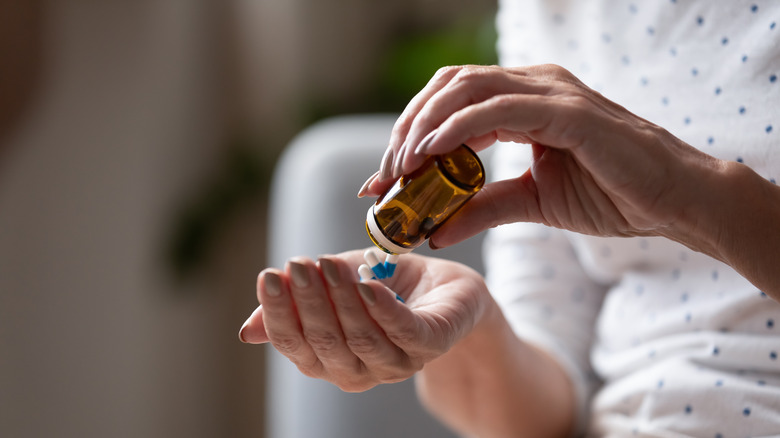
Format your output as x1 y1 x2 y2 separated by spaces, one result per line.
358 264 376 281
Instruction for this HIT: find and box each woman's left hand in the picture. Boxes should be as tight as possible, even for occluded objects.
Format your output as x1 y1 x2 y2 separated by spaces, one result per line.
239 250 491 392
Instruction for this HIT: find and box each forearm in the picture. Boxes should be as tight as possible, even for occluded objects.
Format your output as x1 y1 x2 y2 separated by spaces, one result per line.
670 158 780 300
415 298 576 438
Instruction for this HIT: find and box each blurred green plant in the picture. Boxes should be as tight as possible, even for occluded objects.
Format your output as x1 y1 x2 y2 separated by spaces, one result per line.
375 15 498 110
166 13 497 279
303 13 497 122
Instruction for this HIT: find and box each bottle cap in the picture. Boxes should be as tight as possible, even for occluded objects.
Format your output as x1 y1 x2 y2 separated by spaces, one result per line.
365 205 413 254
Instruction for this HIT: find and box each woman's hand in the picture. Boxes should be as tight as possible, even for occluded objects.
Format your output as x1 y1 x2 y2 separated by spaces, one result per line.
239 250 490 392
358 64 722 252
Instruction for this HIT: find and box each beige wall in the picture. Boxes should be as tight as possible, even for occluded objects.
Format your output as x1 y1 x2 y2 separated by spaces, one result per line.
0 1 495 437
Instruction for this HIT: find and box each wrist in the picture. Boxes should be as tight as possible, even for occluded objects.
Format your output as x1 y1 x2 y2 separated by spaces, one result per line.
659 153 731 260
665 156 780 296
452 294 509 355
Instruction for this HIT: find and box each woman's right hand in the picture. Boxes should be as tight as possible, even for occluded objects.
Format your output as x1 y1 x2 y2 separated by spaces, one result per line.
358 64 724 253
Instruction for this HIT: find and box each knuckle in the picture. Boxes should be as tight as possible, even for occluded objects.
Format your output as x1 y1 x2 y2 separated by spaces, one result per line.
451 65 489 86
334 298 362 315
270 333 304 356
344 330 381 355
563 91 592 109
292 293 326 308
303 329 341 352
385 325 418 346
488 93 520 111
391 115 412 139
376 367 416 384
544 63 568 75
413 107 436 128
433 65 462 81
538 63 577 82
294 359 323 379
336 376 375 393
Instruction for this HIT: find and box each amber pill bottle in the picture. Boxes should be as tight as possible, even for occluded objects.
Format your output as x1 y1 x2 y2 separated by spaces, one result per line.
365 144 485 254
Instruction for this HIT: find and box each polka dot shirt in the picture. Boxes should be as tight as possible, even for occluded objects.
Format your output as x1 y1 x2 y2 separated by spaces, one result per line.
487 1 780 437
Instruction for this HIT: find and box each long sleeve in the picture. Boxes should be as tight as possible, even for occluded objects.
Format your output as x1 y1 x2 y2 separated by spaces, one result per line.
483 144 607 434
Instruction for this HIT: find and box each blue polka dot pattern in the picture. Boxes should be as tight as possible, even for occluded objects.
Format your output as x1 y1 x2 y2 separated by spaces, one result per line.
493 1 780 436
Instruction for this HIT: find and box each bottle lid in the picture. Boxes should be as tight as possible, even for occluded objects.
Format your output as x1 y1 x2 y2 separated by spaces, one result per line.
365 206 413 254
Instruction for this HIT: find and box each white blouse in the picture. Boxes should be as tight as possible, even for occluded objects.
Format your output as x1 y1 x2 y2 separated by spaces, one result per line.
488 1 780 436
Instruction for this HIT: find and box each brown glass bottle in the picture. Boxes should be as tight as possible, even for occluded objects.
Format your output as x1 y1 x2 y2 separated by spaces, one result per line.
365 144 485 254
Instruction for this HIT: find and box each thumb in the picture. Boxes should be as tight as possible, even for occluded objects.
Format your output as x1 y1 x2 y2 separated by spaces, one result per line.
428 170 542 249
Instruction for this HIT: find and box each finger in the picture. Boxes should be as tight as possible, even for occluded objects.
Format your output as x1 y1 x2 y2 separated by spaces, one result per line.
362 66 468 198
259 268 322 375
286 258 362 376
429 171 542 249
398 68 554 176
357 281 434 359
423 93 582 157
365 67 543 197
356 170 379 198
361 150 398 199
239 305 268 344
392 64 551 157
426 90 656 192
320 257 410 378
388 66 466 159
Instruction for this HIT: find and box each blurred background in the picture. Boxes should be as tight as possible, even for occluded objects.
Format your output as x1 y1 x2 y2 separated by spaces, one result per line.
0 1 496 436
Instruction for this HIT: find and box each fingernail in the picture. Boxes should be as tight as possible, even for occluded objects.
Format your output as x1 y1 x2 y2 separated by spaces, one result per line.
319 257 340 287
289 261 310 288
239 305 265 343
238 320 249 342
378 147 394 182
357 171 379 198
428 239 440 250
357 282 376 306
392 145 407 179
264 272 282 296
414 130 438 155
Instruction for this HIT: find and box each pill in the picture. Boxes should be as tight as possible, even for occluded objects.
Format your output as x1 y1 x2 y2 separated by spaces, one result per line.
363 249 388 279
358 264 405 303
384 254 400 278
358 264 376 281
